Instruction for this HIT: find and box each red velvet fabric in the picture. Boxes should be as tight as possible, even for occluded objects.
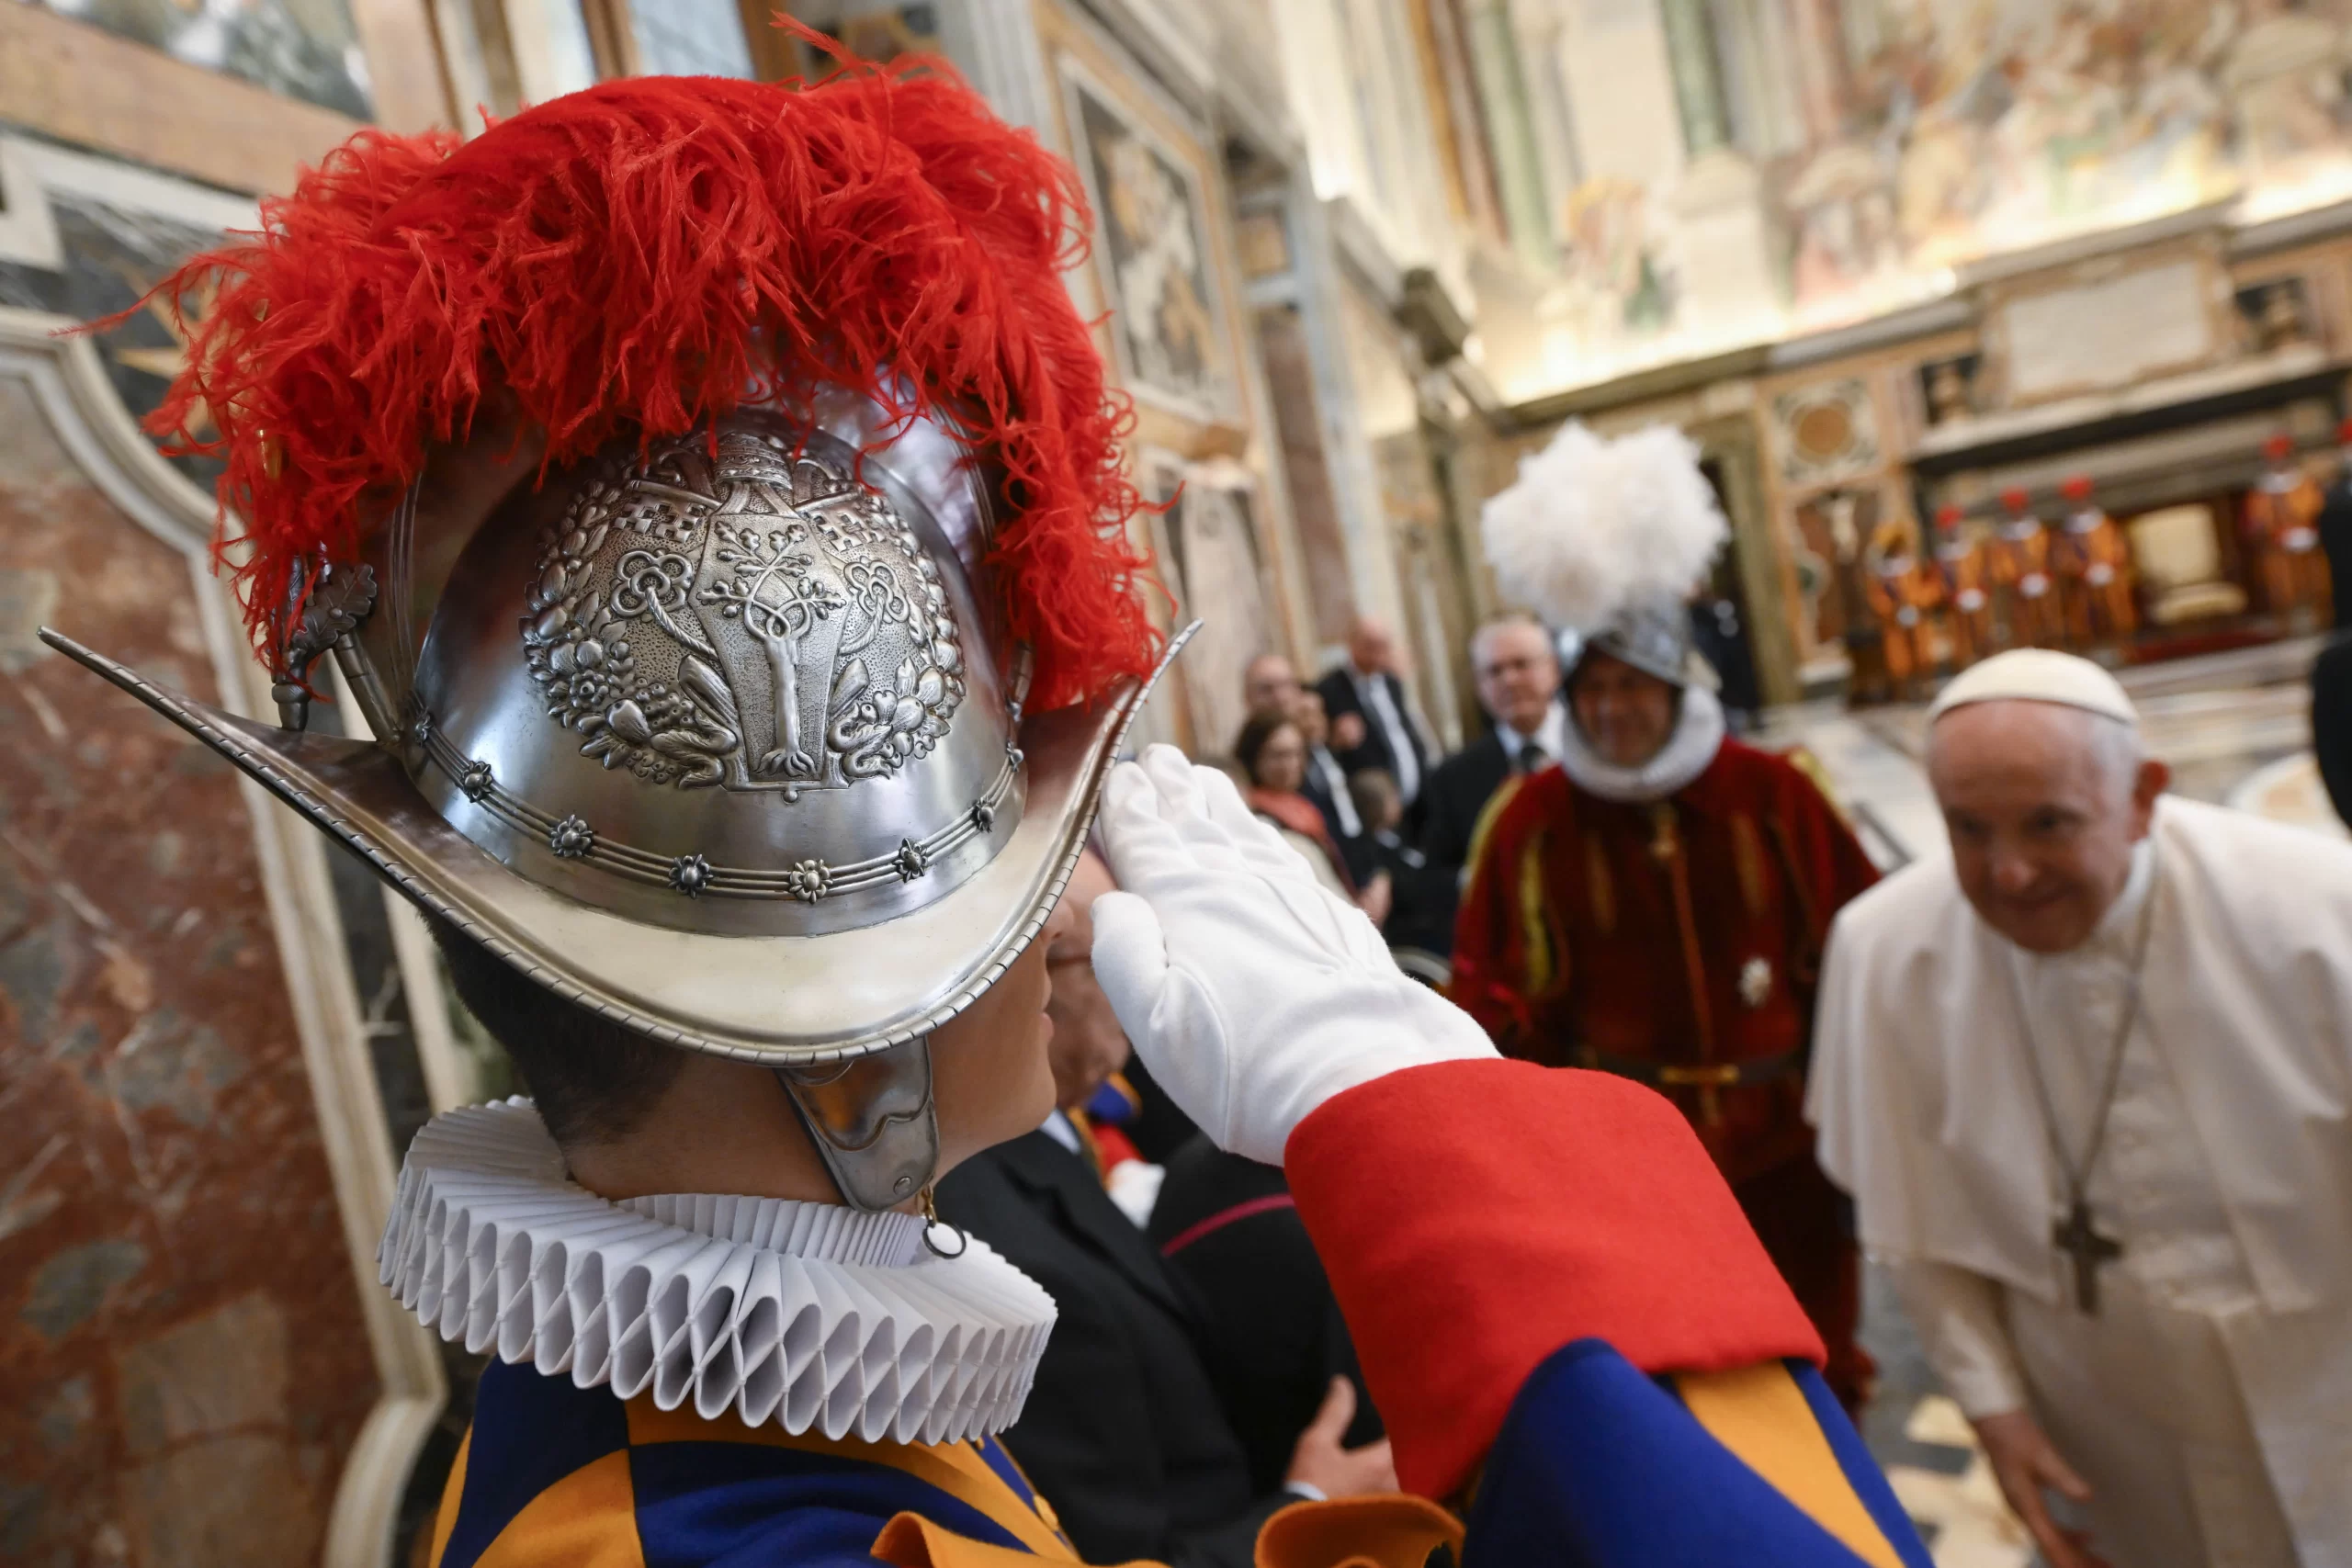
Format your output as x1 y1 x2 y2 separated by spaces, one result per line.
1283 1059 1825 1502
1449 741 1878 1182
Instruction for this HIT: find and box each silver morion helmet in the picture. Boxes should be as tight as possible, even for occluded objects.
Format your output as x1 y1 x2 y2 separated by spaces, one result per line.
45 393 1184 1211
1577 598 1720 692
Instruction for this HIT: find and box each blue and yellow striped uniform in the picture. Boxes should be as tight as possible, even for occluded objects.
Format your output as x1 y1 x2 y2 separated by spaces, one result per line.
424 1058 1933 1567
428 1359 1074 1567
426 1342 1926 1568
1465 1348 1927 1568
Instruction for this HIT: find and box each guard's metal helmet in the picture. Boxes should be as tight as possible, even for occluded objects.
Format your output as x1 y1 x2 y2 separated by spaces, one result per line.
47 65 1181 1210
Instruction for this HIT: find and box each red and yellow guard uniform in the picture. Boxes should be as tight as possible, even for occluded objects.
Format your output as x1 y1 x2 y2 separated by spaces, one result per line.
2243 476 2334 626
1449 741 1882 1410
1865 549 1944 694
1991 520 2064 648
1935 528 1996 668
2056 509 2138 649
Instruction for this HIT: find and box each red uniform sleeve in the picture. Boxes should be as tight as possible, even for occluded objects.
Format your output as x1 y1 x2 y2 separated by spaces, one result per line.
1283 1058 1825 1501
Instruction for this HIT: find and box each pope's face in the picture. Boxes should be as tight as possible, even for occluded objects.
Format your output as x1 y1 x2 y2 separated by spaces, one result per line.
1928 701 2165 954
1569 653 1677 768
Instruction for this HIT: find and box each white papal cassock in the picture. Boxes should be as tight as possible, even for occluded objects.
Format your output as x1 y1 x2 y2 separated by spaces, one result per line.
1809 795 2352 1568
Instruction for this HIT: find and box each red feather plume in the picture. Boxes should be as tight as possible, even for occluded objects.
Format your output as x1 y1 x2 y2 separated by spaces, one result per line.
132 55 1159 711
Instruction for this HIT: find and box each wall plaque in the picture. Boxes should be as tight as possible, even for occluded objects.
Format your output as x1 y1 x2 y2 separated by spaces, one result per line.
1990 251 2226 405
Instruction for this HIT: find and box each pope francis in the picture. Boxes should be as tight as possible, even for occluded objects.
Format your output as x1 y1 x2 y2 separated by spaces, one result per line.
1809 649 2352 1568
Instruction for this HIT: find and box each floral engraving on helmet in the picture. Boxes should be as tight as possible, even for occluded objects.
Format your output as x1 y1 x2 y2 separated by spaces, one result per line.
892 840 929 882
520 427 964 798
549 814 596 859
970 799 996 834
458 761 495 801
782 858 831 904
669 853 714 897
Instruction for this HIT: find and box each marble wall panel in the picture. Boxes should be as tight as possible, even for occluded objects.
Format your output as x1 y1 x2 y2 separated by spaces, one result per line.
0 376 379 1568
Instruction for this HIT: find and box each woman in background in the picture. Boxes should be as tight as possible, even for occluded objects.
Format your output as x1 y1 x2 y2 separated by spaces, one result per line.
1234 711 1390 923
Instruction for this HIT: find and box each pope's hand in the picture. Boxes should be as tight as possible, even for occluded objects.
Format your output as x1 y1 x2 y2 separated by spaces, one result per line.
1973 1410 2109 1568
1089 745 1497 1166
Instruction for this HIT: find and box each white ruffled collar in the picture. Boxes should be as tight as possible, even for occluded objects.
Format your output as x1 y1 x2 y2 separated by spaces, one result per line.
379 1100 1056 1446
1555 685 1727 803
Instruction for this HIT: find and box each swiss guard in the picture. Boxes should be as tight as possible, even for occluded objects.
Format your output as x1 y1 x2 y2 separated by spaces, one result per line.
1452 421 1884 1416
46 47 1928 1568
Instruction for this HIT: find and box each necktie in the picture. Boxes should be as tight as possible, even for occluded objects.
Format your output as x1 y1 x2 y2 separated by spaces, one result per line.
1317 750 1363 837
1518 739 1548 773
1362 675 1421 800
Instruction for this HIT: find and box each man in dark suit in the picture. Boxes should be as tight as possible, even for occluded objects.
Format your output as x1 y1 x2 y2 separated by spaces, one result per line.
1316 615 1433 814
1419 616 1566 888
934 852 1394 1568
1292 690 1374 885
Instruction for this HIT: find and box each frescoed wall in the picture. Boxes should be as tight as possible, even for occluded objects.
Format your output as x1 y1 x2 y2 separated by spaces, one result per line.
1478 0 2352 401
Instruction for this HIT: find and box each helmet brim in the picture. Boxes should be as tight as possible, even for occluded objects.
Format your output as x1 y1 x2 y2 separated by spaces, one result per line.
41 623 1193 1066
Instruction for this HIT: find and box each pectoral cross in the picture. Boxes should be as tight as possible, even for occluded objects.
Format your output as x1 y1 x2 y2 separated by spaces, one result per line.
2052 1198 2122 1315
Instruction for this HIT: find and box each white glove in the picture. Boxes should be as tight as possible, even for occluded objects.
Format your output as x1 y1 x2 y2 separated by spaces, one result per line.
1089 744 1498 1166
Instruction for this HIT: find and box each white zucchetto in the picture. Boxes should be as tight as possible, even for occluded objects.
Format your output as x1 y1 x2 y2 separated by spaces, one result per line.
1928 649 2139 727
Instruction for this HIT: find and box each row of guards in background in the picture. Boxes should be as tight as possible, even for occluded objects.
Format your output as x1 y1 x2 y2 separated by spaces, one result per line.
1851 432 2344 705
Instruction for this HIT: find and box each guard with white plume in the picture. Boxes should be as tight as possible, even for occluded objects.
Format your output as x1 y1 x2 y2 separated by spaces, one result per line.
1455 419 1887 1416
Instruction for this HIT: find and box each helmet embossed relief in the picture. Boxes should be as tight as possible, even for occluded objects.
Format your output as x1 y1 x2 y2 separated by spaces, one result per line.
409 409 1014 939
44 65 1182 1210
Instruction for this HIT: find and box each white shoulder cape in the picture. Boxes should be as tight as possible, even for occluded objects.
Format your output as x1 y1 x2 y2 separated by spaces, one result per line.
378 1100 1057 1445
1807 795 2352 1313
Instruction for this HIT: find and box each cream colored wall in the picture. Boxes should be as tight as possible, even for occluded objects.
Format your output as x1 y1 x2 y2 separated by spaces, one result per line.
1029 0 1318 752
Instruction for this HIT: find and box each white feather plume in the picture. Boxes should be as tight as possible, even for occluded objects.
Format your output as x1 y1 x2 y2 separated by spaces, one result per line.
1479 421 1728 631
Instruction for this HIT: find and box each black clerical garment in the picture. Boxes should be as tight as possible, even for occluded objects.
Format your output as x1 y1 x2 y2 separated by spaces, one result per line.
1148 1139 1381 1498
933 1129 1290 1568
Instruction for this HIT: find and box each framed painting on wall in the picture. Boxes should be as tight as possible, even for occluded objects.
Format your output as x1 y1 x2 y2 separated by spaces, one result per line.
1056 51 1238 425
1143 450 1274 757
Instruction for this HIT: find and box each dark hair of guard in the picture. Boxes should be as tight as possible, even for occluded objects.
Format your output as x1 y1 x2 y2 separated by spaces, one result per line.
428 918 686 1148
1231 709 1299 788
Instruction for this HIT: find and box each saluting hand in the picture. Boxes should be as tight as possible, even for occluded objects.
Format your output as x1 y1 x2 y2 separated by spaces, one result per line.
1090 745 1495 1167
